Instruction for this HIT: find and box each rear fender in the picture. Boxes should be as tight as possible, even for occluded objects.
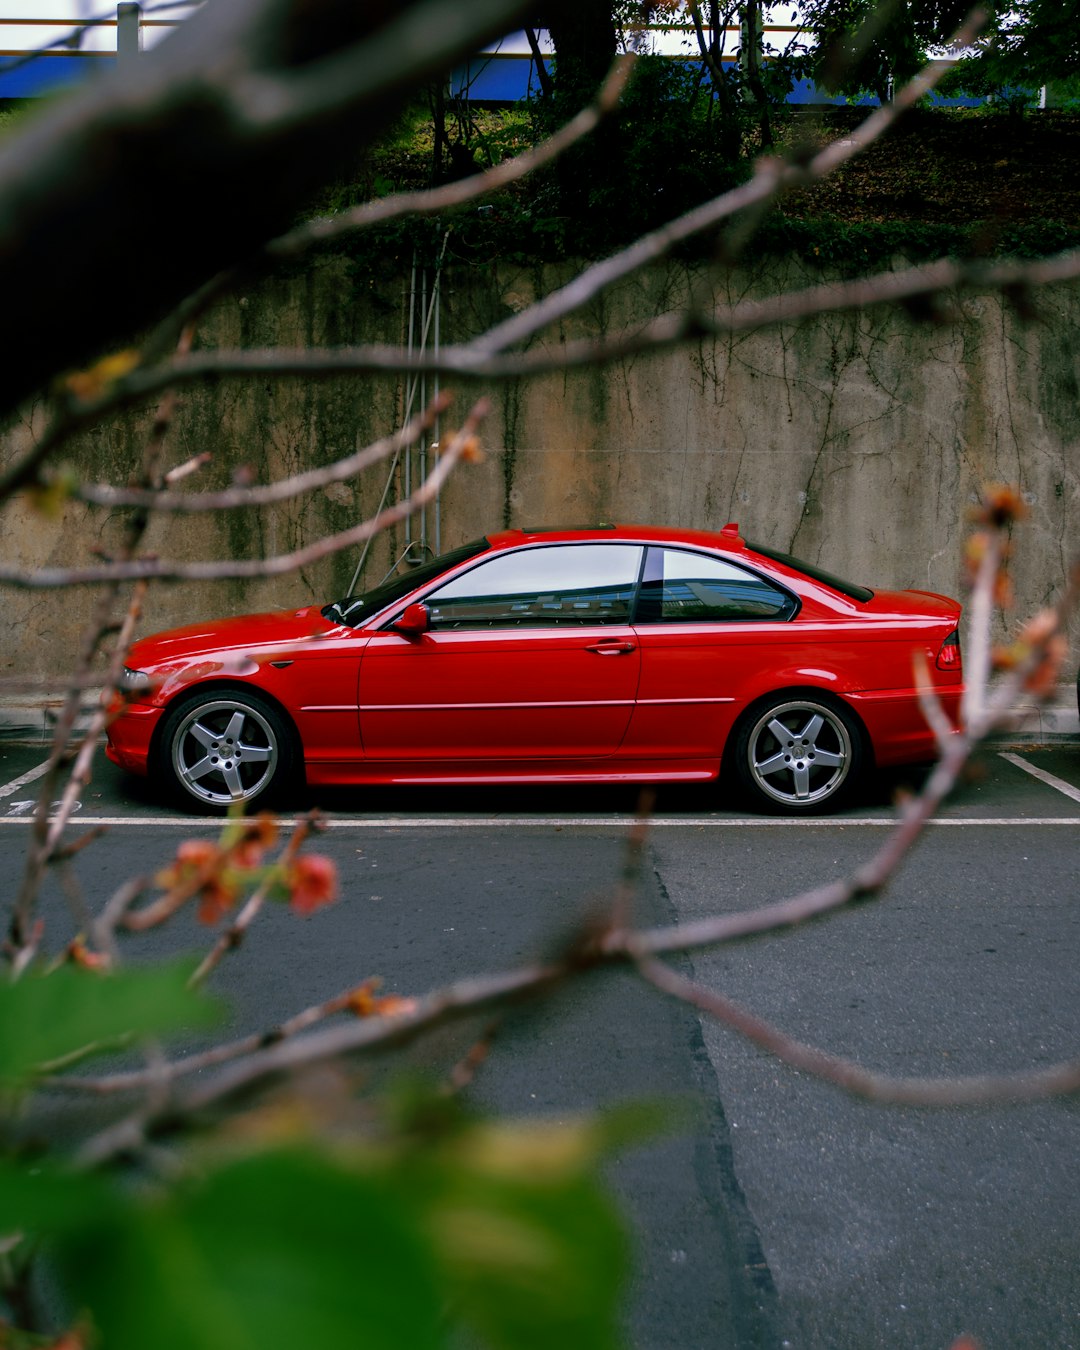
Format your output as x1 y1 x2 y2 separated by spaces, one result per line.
721 685 874 778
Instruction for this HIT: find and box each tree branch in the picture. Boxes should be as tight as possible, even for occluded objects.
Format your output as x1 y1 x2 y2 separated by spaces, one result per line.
0 0 538 415
0 401 486 588
634 953 1080 1106
69 394 450 513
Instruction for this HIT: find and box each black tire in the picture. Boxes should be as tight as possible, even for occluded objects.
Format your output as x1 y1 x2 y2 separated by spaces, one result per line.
154 688 296 813
731 692 865 815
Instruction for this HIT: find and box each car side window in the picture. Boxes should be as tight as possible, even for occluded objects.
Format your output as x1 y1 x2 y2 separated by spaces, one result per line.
424 544 645 629
636 548 797 623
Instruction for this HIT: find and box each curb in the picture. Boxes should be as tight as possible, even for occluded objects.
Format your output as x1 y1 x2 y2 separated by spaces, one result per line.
0 696 100 746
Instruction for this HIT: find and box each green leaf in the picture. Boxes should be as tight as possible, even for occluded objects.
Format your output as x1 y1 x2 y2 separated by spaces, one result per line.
3 1105 643 1350
430 1171 627 1350
401 1113 645 1350
0 959 221 1088
54 1148 444 1350
0 1157 119 1236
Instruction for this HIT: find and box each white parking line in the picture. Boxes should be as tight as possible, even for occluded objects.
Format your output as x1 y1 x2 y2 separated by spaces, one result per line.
999 751 1080 805
0 758 51 799
2 814 1080 829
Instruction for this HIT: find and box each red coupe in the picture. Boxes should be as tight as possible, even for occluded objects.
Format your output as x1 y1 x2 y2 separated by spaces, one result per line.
107 524 963 814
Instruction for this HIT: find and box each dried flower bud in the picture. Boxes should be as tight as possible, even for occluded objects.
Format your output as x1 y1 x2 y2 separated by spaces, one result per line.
156 838 217 888
197 877 239 925
232 813 279 868
287 854 338 915
460 435 484 464
65 936 110 972
969 483 1028 529
156 838 239 924
346 977 417 1018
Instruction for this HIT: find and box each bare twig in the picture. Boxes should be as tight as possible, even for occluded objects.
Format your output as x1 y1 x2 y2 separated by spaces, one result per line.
962 527 1002 728
46 984 395 1096
44 581 149 855
0 0 541 420
634 953 1080 1106
442 1021 500 1096
68 393 451 514
72 867 1080 1169
0 401 486 588
912 652 956 757
7 328 193 954
63 44 625 369
74 958 566 1165
92 875 154 963
135 55 632 358
6 242 1074 456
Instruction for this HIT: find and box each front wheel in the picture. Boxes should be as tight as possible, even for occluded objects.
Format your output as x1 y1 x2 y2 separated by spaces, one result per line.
155 689 296 812
732 694 864 814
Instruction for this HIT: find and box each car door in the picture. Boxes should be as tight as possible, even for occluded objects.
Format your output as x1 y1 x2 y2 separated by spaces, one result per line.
624 546 799 758
357 543 645 762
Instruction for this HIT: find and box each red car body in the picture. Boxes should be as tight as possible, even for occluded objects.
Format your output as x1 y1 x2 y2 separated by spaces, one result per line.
106 524 963 813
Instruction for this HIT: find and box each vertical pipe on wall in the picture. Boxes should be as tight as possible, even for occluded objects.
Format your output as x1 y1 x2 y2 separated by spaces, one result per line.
346 236 448 593
433 260 442 554
345 258 419 595
404 255 417 548
419 266 428 548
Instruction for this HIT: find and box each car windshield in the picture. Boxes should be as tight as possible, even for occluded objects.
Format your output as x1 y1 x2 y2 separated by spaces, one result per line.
746 542 874 604
321 538 491 628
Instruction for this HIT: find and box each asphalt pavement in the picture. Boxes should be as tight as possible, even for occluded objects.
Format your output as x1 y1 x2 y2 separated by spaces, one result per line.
2 740 1078 1350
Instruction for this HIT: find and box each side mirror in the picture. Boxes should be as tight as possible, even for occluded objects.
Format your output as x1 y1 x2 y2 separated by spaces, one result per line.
392 601 431 638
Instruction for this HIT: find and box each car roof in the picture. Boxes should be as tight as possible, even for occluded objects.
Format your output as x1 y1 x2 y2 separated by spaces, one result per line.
484 523 748 553
478 525 883 609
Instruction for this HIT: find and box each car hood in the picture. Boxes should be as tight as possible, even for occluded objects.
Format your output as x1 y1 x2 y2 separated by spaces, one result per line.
127 606 335 670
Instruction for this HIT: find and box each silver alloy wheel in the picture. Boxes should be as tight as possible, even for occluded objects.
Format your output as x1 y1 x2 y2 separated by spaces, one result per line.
745 699 853 807
169 698 279 807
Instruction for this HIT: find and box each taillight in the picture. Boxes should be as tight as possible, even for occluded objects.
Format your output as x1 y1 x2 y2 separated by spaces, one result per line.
936 629 961 670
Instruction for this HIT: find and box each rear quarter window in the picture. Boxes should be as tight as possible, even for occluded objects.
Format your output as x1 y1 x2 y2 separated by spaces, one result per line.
636 548 798 623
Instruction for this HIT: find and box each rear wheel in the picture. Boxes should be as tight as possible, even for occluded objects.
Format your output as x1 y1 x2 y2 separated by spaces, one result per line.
732 693 864 814
156 689 295 812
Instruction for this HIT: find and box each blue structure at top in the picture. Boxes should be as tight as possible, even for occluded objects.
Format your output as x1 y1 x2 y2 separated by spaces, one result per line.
2 31 983 107
447 51 984 108
0 51 115 97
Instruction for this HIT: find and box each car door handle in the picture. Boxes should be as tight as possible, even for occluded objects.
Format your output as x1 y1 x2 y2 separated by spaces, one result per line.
585 641 637 655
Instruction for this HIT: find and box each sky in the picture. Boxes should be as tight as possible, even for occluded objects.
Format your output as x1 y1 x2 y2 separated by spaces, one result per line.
1 3 805 61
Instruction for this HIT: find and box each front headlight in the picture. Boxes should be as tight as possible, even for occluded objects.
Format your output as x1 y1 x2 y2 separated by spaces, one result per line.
118 666 152 695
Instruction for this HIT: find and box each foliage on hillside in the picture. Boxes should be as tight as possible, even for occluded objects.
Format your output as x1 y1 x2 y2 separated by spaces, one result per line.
315 90 1080 276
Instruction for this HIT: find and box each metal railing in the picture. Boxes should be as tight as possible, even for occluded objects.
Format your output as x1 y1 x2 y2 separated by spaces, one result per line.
0 4 197 93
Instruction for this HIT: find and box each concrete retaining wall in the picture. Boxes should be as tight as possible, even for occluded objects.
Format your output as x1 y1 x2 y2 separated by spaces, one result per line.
3 254 1078 702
